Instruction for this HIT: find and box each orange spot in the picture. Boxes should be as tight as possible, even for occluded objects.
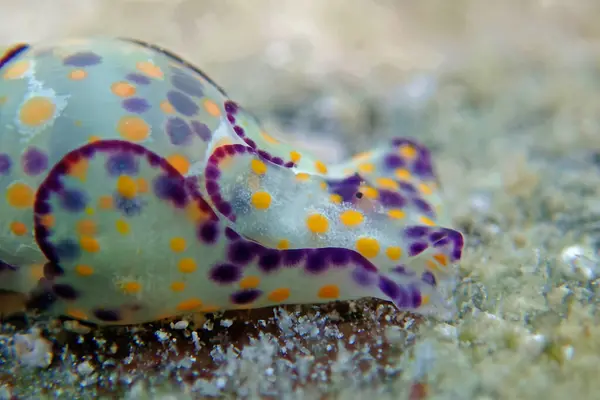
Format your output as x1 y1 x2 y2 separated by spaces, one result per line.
122 281 142 294
419 216 436 226
418 183 433 195
6 182 34 208
330 194 342 204
290 151 302 163
356 237 380 258
433 253 448 266
80 236 100 253
268 288 290 302
136 61 163 79
239 276 261 289
160 100 174 114
111 81 136 97
386 246 402 261
376 177 399 190
318 285 340 299
339 210 364 227
295 172 310 181
170 237 187 252
75 264 94 277
117 115 150 142
69 69 87 80
167 154 190 175
201 305 220 313
361 186 379 200
67 308 88 321
306 213 329 234
170 281 186 292
76 219 97 236
88 135 101 143
186 203 210 223
115 219 130 235
176 298 202 311
116 175 138 199
40 214 55 228
315 160 328 174
277 239 290 249
203 99 221 116
68 158 88 181
260 131 280 145
29 264 44 280
395 169 411 180
3 60 29 79
399 144 417 159
9 221 27 236
250 159 267 175
98 196 113 209
19 96 55 127
320 181 328 190
251 191 272 210
358 163 375 174
388 209 405 219
136 178 149 193
178 258 197 273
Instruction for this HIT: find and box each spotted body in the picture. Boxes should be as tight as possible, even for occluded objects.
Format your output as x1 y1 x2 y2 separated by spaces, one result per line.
0 37 464 325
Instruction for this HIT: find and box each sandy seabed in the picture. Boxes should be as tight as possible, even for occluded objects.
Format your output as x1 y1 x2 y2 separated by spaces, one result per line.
1 1 600 399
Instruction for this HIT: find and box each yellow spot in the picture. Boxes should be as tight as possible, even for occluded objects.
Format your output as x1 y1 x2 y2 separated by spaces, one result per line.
80 236 100 253
376 177 398 190
295 172 310 181
111 81 136 97
395 169 411 180
9 221 27 236
250 159 267 175
358 163 375 174
318 285 340 299
67 308 88 321
176 298 203 311
290 151 302 163
3 60 29 79
399 144 417 159
388 209 405 219
115 219 130 235
339 210 363 227
386 246 402 261
76 219 97 236
6 182 34 208
260 131 280 144
433 253 448 266
137 178 149 193
75 264 94 277
419 216 436 226
170 237 187 252
160 100 174 114
178 258 197 273
204 99 221 116
251 191 272 210
117 115 150 142
315 160 328 174
421 295 430 305
320 181 328 190
116 175 137 199
98 195 113 210
85 207 95 216
306 213 329 234
88 135 101 143
277 239 290 249
69 69 87 80
418 183 433 195
170 281 186 292
40 214 55 228
239 276 261 289
167 154 190 175
329 194 342 204
356 237 380 258
19 96 55 127
122 281 142 294
268 287 290 302
426 260 439 271
361 186 379 200
136 61 163 79
186 203 210 223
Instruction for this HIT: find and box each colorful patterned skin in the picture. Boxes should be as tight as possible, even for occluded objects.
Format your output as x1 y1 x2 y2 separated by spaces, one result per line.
0 37 464 325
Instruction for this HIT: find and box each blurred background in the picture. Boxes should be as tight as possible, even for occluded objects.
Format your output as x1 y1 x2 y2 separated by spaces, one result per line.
2 1 600 399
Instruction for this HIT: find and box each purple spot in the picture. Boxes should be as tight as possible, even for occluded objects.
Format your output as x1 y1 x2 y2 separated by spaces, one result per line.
228 241 258 266
413 155 434 178
225 227 240 240
191 120 212 142
327 174 362 203
54 239 81 261
167 90 199 117
63 51 102 67
405 226 428 238
43 262 64 279
105 152 139 176
258 249 281 273
126 73 151 85
378 276 400 299
282 249 305 267
171 70 204 97
433 237 450 248
328 248 350 266
422 271 436 286
379 190 406 208
399 182 417 194
408 284 422 308
153 175 188 208
114 195 145 216
21 147 48 176
210 263 241 284
392 265 415 276
59 189 88 212
0 259 16 272
352 267 376 286
205 165 220 180
305 251 327 274
198 221 219 244
409 242 428 257
166 116 193 146
394 286 411 308
93 308 122 322
413 198 433 215
231 289 262 304
384 154 405 169
122 97 151 113
0 153 11 175
52 283 79 300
